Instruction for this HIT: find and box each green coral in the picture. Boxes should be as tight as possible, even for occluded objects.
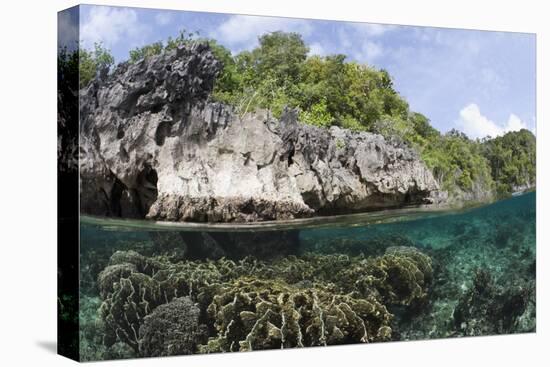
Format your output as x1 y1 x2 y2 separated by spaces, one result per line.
97 251 250 352
139 297 207 357
340 246 433 306
201 277 392 352
99 272 162 351
253 247 433 308
96 246 432 355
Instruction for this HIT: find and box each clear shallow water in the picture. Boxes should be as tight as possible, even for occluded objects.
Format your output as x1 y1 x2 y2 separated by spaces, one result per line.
79 192 536 361
301 191 536 250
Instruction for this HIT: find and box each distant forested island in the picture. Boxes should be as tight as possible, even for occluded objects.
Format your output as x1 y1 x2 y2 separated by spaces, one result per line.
75 30 535 204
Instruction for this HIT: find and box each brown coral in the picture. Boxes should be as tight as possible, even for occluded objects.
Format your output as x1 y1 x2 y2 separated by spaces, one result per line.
339 246 433 306
201 277 393 352
139 297 207 357
96 246 432 354
97 251 248 351
99 272 163 351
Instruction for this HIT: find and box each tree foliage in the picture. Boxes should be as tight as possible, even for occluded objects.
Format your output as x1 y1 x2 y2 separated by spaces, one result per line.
482 129 536 196
128 42 164 63
422 130 494 196
79 42 114 88
75 30 536 201
209 31 413 130
128 30 199 62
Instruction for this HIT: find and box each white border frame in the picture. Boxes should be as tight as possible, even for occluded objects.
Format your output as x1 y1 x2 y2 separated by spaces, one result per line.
1 0 546 366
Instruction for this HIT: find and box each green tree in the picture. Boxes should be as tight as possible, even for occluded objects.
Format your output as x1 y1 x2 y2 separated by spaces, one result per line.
421 130 494 197
299 98 332 127
482 129 536 196
409 112 439 139
79 42 114 88
213 32 309 116
128 29 197 63
207 40 242 103
164 30 198 51
103 31 536 202
251 31 309 85
129 41 163 63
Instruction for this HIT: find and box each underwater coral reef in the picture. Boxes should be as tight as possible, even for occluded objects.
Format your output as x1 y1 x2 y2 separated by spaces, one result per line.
93 247 430 355
79 192 536 361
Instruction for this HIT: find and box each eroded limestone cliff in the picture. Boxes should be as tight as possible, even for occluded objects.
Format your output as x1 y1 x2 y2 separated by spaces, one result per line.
79 43 440 222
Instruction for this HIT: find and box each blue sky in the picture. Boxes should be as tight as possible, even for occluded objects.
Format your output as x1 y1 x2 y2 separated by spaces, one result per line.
76 4 536 138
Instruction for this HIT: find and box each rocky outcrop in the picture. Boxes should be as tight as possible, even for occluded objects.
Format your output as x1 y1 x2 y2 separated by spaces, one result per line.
79 43 440 222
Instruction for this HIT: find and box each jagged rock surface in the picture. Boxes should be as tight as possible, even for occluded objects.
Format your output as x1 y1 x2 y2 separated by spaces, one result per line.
79 43 440 222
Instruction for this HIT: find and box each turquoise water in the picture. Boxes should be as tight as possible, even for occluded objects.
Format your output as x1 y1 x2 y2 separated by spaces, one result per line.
302 191 536 250
79 192 536 360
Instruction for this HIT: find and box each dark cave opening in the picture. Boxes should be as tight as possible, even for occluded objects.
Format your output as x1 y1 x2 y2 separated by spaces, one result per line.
287 146 295 166
107 167 159 218
136 166 159 217
109 179 126 217
155 121 172 146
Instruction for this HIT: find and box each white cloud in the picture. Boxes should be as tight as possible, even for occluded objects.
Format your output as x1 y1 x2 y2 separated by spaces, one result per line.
308 42 327 56
354 41 384 62
337 28 353 49
456 103 529 139
413 28 434 43
154 12 173 26
336 23 394 64
209 15 313 52
506 114 528 132
531 116 537 136
342 37 384 63
458 104 502 138
351 23 396 37
479 67 508 95
480 68 504 85
80 6 149 48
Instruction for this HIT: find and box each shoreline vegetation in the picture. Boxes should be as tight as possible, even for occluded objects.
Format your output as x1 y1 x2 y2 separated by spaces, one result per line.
67 29 535 213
